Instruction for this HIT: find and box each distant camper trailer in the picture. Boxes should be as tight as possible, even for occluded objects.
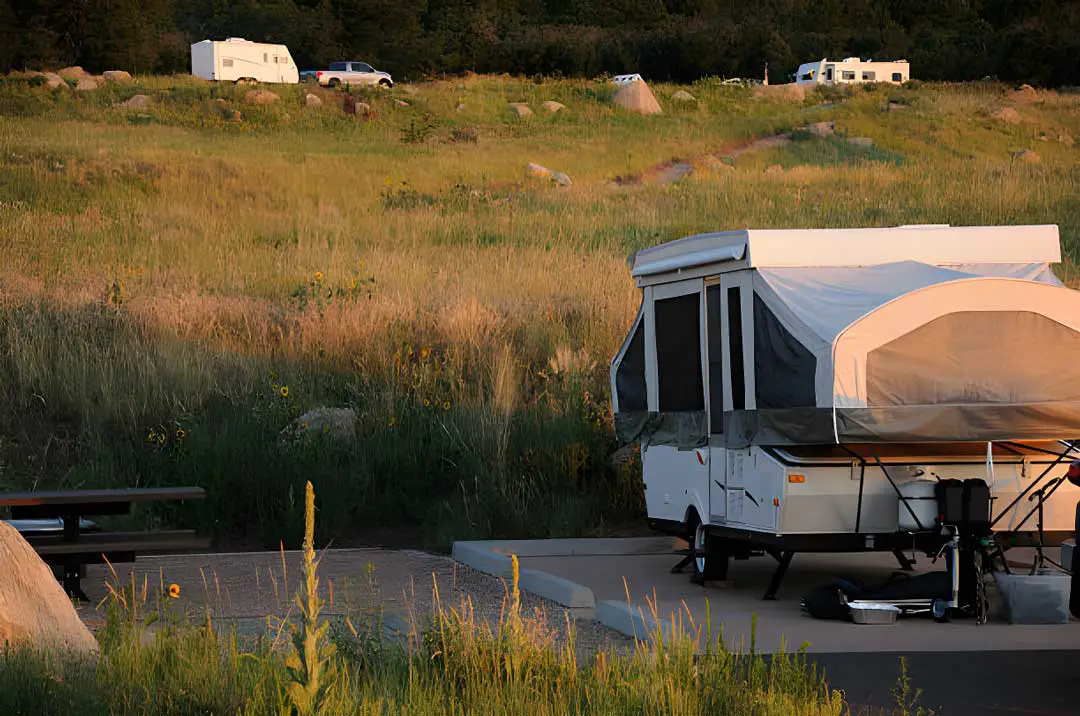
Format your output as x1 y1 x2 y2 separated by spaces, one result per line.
794 58 909 86
191 38 299 84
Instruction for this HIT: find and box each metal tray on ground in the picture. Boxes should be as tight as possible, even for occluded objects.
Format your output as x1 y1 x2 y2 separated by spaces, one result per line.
848 602 901 624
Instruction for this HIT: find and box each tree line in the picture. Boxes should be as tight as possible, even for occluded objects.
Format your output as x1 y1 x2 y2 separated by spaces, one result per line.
1 0 1077 86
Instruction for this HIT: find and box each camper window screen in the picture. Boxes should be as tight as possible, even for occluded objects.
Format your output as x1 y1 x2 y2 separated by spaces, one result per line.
616 319 647 412
654 294 705 412
706 286 724 432
753 295 816 408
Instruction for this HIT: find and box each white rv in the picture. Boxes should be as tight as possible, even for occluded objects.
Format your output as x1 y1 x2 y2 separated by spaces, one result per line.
190 38 299 84
610 225 1080 599
795 57 909 86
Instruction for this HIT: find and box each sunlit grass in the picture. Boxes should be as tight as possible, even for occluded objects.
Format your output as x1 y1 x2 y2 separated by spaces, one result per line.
0 74 1077 546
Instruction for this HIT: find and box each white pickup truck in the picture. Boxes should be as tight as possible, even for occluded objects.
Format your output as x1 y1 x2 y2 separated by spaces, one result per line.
303 61 394 88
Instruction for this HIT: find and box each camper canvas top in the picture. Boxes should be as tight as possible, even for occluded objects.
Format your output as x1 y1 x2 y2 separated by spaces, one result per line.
611 223 1080 450
629 224 1061 283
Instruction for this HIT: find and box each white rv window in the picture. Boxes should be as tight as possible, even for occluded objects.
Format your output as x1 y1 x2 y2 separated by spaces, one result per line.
892 72 903 82
841 71 856 80
862 71 876 80
654 293 704 412
223 58 233 67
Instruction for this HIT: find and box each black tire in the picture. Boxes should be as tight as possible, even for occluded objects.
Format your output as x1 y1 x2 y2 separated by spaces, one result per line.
932 599 952 623
690 518 728 584
328 78 341 88
378 79 393 89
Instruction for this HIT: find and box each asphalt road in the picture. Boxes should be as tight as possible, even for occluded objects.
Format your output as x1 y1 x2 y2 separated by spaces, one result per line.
810 650 1080 716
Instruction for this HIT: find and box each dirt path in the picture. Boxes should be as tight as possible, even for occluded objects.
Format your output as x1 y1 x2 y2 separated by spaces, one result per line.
75 548 634 657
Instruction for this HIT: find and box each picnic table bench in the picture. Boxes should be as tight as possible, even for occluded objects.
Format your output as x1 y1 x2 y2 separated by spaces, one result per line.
0 487 210 601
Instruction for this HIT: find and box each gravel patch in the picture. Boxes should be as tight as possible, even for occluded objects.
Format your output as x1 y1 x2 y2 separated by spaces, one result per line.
75 548 635 659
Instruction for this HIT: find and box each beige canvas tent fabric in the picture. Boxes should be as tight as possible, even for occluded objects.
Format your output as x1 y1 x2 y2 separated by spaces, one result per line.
613 80 662 115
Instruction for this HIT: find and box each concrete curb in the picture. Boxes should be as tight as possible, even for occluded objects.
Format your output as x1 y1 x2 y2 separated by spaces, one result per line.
519 568 596 609
595 600 674 644
451 537 683 615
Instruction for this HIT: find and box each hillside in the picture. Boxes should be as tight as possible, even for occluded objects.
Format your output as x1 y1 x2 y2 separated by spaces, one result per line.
0 72 1078 548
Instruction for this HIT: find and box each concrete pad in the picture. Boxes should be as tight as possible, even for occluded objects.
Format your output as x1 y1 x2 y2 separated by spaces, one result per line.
520 547 1080 654
465 537 679 558
596 600 665 643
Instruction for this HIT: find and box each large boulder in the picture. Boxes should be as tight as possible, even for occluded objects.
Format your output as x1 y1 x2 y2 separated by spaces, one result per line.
509 102 533 117
282 407 357 443
41 72 66 89
1009 84 1038 104
102 70 133 83
115 94 152 109
303 93 323 107
752 83 806 102
671 90 697 103
0 522 99 655
57 66 90 80
541 100 565 113
74 77 99 92
613 80 662 115
244 89 280 105
994 107 1022 124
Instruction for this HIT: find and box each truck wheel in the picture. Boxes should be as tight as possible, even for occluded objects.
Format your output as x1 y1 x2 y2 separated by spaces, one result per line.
691 520 729 584
378 79 392 88
328 78 341 88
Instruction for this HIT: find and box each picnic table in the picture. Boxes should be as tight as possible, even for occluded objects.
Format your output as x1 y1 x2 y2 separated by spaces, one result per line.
0 487 210 601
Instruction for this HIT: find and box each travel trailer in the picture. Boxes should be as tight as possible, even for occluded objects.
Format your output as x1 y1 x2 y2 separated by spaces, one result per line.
795 57 909 86
190 38 299 84
610 225 1080 604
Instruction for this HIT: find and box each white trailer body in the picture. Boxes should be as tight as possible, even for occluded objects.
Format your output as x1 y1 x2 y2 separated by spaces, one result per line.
190 38 299 84
795 57 910 86
610 224 1080 593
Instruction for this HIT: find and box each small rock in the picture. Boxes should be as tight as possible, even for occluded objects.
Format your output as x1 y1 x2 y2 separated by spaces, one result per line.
527 162 552 179
355 101 372 115
807 121 835 137
282 407 357 443
846 136 874 148
509 102 533 117
1012 149 1040 164
57 66 89 80
1059 134 1075 147
102 70 132 83
542 100 565 113
551 171 572 187
303 93 322 107
245 89 280 105
993 107 1022 124
456 103 466 112
74 77 98 91
115 94 152 109
42 72 65 89
765 164 784 175
395 99 410 107
671 90 697 102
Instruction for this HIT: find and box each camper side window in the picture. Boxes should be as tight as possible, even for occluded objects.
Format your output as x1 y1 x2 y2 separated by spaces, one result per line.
727 287 746 411
841 71 856 80
223 58 233 67
615 319 647 412
654 294 705 412
263 53 268 62
862 71 876 81
800 71 814 81
892 72 903 82
706 286 724 433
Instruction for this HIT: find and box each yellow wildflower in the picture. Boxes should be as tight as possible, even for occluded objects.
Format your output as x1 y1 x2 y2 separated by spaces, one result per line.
279 385 289 398
423 398 430 407
168 583 180 599
175 428 187 441
442 401 451 411
420 347 430 360
388 416 396 428
314 271 324 283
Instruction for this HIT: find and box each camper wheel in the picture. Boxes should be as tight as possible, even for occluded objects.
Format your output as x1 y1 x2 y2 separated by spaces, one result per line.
689 519 729 584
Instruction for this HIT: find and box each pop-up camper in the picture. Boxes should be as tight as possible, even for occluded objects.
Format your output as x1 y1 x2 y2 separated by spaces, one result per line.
795 57 909 86
610 225 1080 607
190 38 299 84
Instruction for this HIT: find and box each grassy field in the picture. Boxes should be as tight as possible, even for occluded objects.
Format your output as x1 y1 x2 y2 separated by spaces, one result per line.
0 73 1078 549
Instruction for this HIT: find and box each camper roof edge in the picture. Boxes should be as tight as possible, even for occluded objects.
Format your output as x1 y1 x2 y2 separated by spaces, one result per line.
629 224 1060 283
